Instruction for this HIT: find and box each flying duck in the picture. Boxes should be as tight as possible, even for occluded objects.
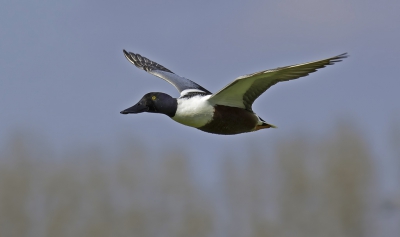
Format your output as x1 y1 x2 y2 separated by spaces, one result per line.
120 50 347 135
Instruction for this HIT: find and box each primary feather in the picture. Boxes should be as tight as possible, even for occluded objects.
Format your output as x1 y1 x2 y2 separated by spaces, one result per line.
123 50 211 96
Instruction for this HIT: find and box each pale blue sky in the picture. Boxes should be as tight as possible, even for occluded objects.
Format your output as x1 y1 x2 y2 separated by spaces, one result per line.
1 0 399 161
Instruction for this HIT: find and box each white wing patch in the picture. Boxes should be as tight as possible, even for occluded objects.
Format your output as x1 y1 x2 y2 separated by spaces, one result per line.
180 89 208 97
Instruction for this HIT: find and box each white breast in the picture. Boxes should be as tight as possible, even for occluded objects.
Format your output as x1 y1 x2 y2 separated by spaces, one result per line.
172 95 214 128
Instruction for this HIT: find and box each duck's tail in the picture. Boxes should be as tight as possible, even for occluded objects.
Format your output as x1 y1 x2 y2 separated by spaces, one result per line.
255 122 277 131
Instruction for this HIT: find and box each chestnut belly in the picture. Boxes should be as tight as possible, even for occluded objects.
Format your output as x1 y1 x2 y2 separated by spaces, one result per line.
198 105 258 135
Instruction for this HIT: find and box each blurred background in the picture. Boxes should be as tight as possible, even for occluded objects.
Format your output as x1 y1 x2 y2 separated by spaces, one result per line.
1 1 399 236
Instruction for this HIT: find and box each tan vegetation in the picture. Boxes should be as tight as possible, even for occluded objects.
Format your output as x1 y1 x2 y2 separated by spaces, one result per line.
0 123 391 237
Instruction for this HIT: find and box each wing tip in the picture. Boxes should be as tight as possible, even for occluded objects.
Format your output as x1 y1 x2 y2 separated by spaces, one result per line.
336 52 349 59
123 49 134 61
123 49 175 74
329 53 349 64
123 50 149 70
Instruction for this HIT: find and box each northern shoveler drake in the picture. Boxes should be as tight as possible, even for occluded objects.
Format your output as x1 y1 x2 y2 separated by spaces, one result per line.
120 50 347 135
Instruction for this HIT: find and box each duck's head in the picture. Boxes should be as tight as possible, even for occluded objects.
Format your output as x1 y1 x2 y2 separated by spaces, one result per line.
120 92 177 117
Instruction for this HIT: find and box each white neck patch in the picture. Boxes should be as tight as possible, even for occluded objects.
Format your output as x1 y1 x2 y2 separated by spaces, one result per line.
172 95 214 128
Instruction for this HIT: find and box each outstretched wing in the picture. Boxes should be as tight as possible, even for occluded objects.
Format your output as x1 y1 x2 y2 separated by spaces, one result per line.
208 53 348 111
123 50 211 96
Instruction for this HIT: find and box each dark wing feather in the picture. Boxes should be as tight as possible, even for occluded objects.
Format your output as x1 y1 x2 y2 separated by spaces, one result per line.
123 50 211 96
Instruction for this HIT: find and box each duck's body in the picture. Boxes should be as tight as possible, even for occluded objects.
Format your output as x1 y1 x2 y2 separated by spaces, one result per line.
170 95 272 135
120 50 347 135
196 104 268 135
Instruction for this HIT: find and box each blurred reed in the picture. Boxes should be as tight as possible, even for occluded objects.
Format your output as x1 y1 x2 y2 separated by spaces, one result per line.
0 121 397 237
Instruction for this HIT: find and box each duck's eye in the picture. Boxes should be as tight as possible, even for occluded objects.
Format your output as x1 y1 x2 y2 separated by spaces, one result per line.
151 96 157 101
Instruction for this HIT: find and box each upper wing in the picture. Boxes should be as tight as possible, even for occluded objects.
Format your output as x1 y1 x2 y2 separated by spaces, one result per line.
208 53 348 111
123 50 211 97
